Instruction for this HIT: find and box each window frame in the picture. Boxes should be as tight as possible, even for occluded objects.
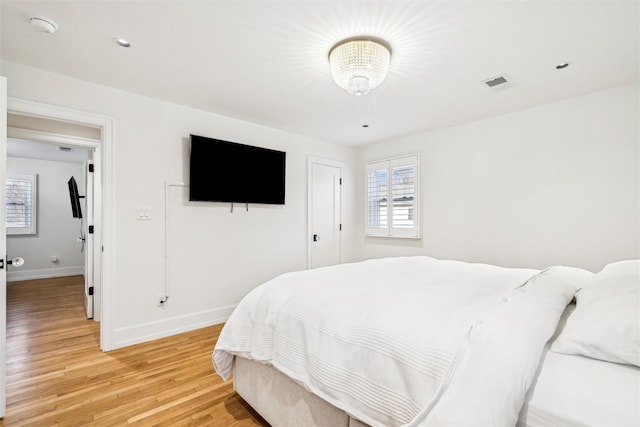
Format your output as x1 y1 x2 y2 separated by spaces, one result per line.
365 154 420 238
6 173 37 235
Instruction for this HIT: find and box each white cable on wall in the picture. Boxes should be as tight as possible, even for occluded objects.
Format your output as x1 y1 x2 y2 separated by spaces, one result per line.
164 181 186 304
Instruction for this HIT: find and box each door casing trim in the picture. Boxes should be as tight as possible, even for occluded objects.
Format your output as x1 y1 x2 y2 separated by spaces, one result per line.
7 97 115 351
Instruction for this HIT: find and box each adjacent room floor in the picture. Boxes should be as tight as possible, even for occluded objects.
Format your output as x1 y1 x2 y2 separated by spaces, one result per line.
3 275 268 426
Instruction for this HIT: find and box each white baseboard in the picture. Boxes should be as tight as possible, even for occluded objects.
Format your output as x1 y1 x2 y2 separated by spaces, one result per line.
111 304 237 350
7 266 85 282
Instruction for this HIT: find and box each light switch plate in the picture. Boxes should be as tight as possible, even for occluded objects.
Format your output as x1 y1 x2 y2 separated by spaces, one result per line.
136 207 151 220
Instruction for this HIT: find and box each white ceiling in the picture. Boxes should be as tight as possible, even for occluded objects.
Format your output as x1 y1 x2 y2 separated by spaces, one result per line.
8 138 90 164
1 1 638 146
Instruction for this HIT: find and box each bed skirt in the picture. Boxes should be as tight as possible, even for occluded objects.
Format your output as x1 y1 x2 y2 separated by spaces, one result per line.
234 356 369 427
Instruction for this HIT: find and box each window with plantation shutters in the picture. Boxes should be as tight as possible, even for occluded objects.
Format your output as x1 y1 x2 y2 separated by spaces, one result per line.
367 165 388 231
365 155 419 238
6 173 37 235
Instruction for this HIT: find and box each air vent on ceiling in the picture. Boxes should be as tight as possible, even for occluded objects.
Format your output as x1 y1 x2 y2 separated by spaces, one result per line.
482 74 513 91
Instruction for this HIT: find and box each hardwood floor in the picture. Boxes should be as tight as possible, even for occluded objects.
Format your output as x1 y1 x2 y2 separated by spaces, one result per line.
2 276 269 426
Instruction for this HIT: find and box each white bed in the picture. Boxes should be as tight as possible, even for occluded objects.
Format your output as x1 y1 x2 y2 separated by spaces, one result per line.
214 256 640 426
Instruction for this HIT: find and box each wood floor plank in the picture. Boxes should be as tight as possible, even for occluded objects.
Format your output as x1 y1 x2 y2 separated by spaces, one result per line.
2 276 269 426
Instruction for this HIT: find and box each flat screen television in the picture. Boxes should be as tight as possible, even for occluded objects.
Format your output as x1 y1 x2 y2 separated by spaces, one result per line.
189 134 286 205
67 176 83 218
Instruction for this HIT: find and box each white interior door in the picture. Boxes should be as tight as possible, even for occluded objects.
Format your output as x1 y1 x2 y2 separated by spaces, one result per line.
308 159 342 269
84 160 94 319
1 76 8 418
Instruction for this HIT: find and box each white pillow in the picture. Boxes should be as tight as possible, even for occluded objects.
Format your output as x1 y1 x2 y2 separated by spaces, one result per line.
551 260 640 366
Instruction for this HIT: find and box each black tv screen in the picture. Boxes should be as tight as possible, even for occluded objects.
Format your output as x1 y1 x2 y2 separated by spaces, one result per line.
189 134 286 205
67 176 83 218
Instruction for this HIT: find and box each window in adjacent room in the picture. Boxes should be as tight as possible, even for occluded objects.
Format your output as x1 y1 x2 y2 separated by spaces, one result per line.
6 173 37 235
366 154 419 238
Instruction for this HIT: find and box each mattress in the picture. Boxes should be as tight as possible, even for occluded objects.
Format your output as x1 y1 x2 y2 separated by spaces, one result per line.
518 303 640 426
519 346 640 426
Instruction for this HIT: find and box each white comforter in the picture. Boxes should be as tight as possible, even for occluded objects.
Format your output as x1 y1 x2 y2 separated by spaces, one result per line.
213 256 592 426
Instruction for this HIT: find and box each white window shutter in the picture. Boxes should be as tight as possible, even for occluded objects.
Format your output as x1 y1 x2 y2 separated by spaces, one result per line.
366 161 389 236
389 155 419 237
365 155 419 238
6 173 37 235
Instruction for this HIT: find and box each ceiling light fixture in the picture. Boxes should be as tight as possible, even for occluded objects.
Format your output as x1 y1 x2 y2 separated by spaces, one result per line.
329 37 391 96
29 16 57 34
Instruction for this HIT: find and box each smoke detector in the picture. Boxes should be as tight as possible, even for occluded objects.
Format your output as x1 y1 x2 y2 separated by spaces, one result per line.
482 74 513 91
29 16 57 34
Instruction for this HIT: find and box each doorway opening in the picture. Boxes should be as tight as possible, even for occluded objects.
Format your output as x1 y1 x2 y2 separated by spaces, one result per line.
6 136 94 319
6 97 114 351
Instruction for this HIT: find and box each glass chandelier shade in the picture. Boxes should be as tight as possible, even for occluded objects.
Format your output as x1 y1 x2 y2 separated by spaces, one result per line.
329 38 391 96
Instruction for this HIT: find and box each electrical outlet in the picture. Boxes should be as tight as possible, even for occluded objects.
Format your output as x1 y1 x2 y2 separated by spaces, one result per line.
157 293 168 307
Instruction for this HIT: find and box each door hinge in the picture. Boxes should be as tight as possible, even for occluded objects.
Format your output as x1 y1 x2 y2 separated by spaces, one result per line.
88 286 94 296
339 178 342 185
88 225 94 234
339 224 342 231
88 164 94 173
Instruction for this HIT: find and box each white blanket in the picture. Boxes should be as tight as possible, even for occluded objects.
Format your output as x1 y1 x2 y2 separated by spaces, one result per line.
213 256 592 426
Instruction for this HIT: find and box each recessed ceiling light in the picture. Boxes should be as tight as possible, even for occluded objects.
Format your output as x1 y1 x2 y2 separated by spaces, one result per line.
556 62 570 70
114 38 131 48
29 16 57 34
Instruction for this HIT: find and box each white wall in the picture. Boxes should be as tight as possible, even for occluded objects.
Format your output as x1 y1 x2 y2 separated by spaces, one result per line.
3 58 637 350
1 60 358 348
357 83 640 272
6 156 85 281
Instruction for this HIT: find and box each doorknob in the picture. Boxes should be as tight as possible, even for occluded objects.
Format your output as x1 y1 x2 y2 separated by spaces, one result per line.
313 234 319 242
6 256 25 267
